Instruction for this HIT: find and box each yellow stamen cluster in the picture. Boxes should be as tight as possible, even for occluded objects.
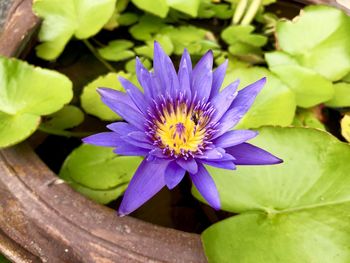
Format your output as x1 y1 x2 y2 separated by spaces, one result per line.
155 103 207 154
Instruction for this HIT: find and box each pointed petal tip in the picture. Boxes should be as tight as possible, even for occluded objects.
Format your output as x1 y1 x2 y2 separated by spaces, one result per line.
258 76 267 86
96 87 113 97
117 210 127 217
274 157 284 164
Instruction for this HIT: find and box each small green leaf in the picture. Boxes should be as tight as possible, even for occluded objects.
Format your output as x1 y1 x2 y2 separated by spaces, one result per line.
125 57 151 73
198 0 233 19
266 51 334 107
199 127 350 263
98 40 135 62
221 25 267 47
117 13 139 26
167 0 200 17
129 15 167 41
134 45 153 58
222 67 296 128
161 25 217 55
41 105 84 130
276 5 350 81
131 0 169 18
0 112 40 148
341 114 350 142
228 42 262 56
0 57 72 148
325 82 350 107
148 35 174 54
59 144 142 204
342 72 350 83
292 108 325 130
81 72 133 121
33 0 117 60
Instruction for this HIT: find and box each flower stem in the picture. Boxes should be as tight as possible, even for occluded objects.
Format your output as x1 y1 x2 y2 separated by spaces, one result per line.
232 0 248 25
39 126 93 138
240 0 262 26
82 39 116 72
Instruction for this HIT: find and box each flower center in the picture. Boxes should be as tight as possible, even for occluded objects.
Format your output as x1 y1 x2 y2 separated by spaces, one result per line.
149 96 216 157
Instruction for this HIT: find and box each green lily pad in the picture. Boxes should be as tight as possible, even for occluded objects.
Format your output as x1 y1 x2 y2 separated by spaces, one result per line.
198 0 233 19
342 72 350 83
59 144 142 204
131 0 200 18
341 114 350 142
276 5 350 81
117 13 139 26
167 0 200 17
40 105 84 130
266 51 334 107
199 127 350 263
129 15 168 41
125 57 152 74
33 0 117 60
325 82 350 108
0 57 72 148
161 25 218 55
222 67 296 128
98 40 135 62
221 25 267 47
81 72 134 121
292 108 325 130
131 0 169 18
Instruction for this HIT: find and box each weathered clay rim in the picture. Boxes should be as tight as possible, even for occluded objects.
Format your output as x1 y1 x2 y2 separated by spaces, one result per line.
0 0 348 262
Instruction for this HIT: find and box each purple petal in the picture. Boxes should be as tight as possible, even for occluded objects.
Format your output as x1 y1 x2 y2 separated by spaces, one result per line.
118 159 170 216
98 87 138 111
213 130 258 148
226 142 283 165
213 77 266 138
136 57 154 99
190 163 220 210
153 42 179 97
176 158 198 174
113 144 150 156
122 131 153 149
210 79 239 123
126 131 151 143
82 132 122 147
107 122 138 134
178 49 192 97
196 148 225 160
210 59 228 99
148 148 168 159
98 88 145 131
118 76 148 115
164 161 186 189
200 159 236 170
192 50 213 101
179 48 192 75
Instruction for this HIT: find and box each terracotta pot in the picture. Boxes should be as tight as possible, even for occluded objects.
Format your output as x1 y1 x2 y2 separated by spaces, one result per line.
0 0 348 262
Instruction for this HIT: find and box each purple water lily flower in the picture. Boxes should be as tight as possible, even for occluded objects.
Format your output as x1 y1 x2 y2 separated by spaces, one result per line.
83 42 282 216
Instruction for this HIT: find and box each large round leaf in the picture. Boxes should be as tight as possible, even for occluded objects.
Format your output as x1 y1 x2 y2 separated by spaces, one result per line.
199 127 350 262
276 5 350 81
222 67 296 128
266 51 334 107
80 72 130 121
0 57 72 147
33 0 117 60
326 82 350 107
59 144 142 204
